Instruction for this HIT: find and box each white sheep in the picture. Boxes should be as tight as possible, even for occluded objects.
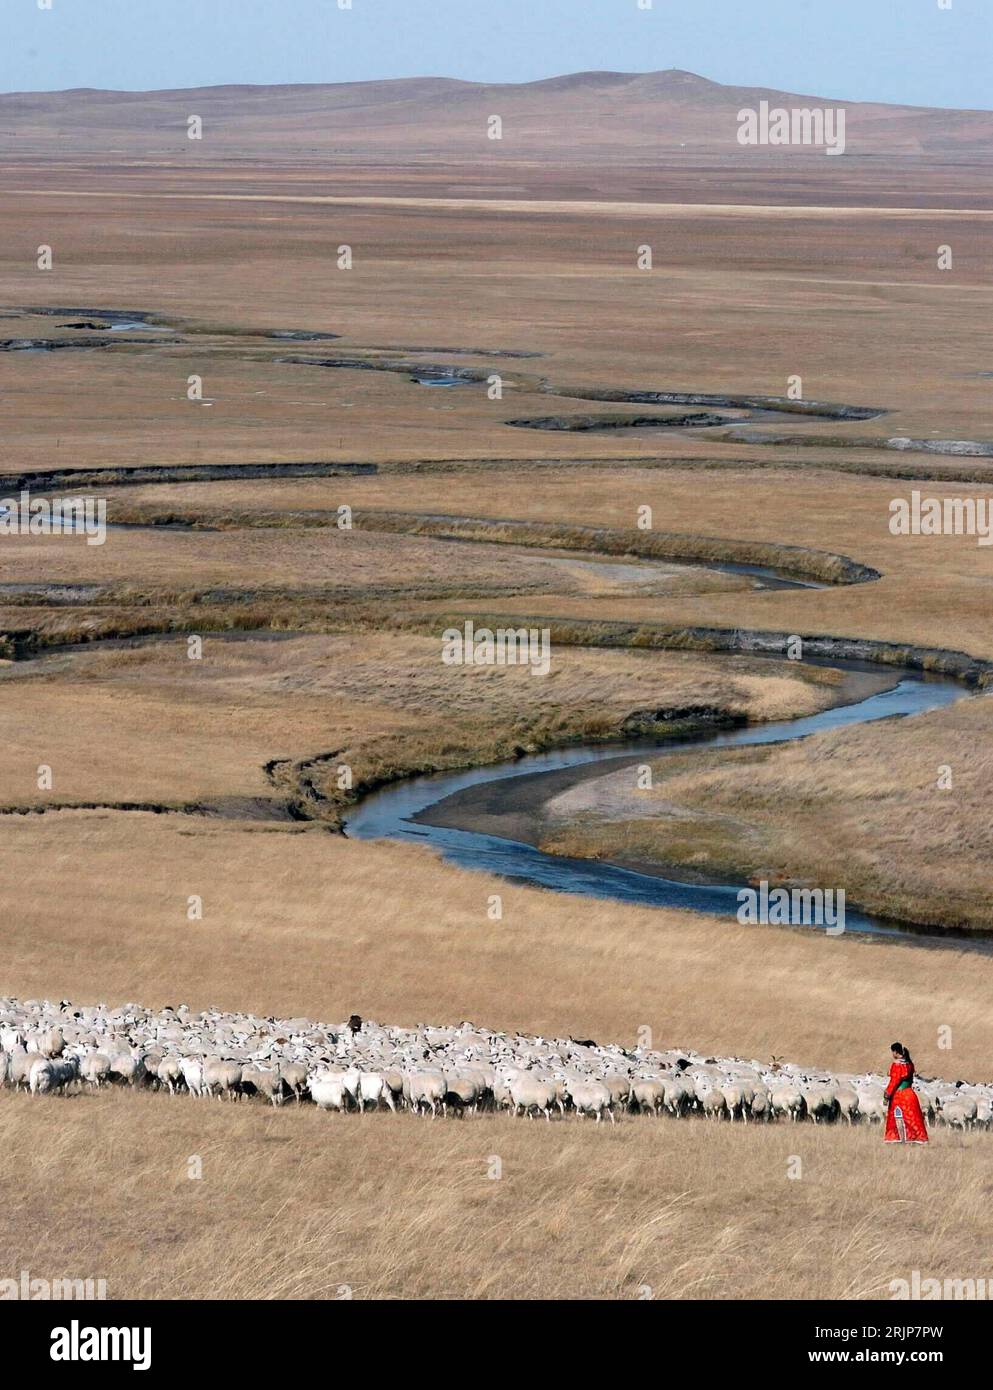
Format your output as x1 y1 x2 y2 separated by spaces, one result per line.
938 1096 974 1131
834 1086 859 1125
79 1052 112 1088
568 1078 614 1123
29 1055 78 1096
309 1070 350 1113
770 1084 805 1122
356 1072 396 1114
109 1053 146 1089
2 995 991 1143
749 1087 771 1122
8 1048 35 1091
203 1058 242 1100
279 1062 308 1103
180 1056 205 1098
855 1084 886 1124
700 1087 727 1121
156 1056 183 1095
631 1078 665 1116
406 1069 447 1118
720 1082 748 1122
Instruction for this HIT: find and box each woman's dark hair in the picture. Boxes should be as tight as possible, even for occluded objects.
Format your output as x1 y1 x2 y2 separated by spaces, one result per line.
891 1041 914 1068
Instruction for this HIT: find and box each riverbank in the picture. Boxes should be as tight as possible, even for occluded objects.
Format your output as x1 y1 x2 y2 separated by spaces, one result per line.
415 666 887 847
411 662 993 935
387 664 992 938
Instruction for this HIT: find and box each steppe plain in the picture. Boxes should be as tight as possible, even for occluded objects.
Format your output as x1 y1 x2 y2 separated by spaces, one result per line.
2 73 992 1298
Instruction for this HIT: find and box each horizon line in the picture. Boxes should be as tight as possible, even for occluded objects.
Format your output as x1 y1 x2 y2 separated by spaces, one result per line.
1 69 989 115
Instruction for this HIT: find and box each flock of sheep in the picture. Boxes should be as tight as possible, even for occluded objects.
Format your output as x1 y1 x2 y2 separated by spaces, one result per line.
1 996 990 1132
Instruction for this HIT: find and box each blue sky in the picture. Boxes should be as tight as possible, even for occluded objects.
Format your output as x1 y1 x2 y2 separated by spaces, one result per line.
4 0 991 109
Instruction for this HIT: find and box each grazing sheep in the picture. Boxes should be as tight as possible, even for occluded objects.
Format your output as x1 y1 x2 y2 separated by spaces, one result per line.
938 1097 974 1132
407 1070 447 1118
491 1074 513 1112
380 1069 404 1108
8 1048 35 1092
279 1062 308 1104
801 1086 836 1124
749 1087 771 1122
770 1084 805 1123
602 1073 631 1112
0 995 990 1144
241 1065 285 1106
203 1058 242 1101
309 1070 350 1113
661 1076 691 1118
156 1056 183 1096
700 1087 727 1122
32 1027 65 1059
568 1078 614 1124
834 1087 860 1126
109 1053 147 1089
29 1055 78 1096
631 1078 665 1116
855 1085 886 1124
180 1057 206 1098
80 1052 113 1088
720 1083 748 1122
441 1072 480 1117
356 1072 396 1114
507 1072 557 1122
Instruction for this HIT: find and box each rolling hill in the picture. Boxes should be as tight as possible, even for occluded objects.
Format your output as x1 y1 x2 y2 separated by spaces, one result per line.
1 69 990 166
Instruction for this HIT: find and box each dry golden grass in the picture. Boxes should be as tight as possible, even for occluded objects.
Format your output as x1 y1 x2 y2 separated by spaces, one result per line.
0 524 588 593
3 813 990 1076
0 634 840 808
1 1086 987 1301
1 171 991 473
2 811 993 1300
110 464 993 659
0 519 749 599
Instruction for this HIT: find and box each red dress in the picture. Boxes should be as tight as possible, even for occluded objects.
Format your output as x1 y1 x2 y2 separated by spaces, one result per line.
884 1062 928 1144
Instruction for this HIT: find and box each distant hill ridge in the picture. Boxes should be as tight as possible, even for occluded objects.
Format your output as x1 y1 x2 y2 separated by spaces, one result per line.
1 69 990 161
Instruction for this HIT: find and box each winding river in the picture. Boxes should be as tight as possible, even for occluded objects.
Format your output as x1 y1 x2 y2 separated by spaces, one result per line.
1 322 981 943
345 660 972 942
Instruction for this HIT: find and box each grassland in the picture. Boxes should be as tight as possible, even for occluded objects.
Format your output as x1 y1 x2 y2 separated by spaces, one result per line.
1 632 843 815
1 168 992 476
2 1087 987 1301
5 813 993 1073
4 810 993 1300
2 78 993 1299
